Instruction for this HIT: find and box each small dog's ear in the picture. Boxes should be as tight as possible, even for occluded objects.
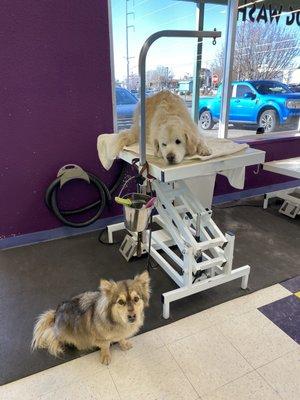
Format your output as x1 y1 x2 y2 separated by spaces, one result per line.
185 132 198 156
135 270 150 285
134 271 151 307
100 279 116 295
153 139 162 157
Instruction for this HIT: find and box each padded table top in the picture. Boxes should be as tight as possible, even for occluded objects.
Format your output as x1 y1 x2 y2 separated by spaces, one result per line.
119 147 265 182
263 157 300 180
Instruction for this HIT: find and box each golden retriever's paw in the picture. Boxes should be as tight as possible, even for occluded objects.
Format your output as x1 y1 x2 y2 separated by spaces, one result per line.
100 350 111 365
119 340 133 351
197 144 211 156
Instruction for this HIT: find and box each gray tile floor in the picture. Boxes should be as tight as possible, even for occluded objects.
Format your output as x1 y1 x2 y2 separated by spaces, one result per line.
1 284 298 400
1 199 299 385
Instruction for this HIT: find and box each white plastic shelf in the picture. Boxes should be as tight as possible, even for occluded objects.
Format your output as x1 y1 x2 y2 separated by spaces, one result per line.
263 157 300 179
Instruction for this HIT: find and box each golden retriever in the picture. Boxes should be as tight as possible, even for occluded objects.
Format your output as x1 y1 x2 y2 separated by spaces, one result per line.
116 90 211 164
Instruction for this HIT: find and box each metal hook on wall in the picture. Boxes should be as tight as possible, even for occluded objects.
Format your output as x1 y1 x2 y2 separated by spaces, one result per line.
253 164 261 175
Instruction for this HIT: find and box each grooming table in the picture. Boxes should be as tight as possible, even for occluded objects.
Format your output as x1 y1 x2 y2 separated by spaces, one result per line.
105 29 266 318
263 157 300 218
108 147 265 318
120 147 263 183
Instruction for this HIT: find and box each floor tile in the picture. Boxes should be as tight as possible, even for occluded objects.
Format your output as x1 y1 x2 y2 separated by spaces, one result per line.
39 369 120 400
201 284 291 326
109 346 198 400
259 294 300 344
0 353 107 399
0 384 37 400
124 329 165 354
243 284 292 309
110 329 165 363
257 349 300 400
219 309 298 368
154 312 212 344
280 275 300 293
168 327 252 397
202 371 281 400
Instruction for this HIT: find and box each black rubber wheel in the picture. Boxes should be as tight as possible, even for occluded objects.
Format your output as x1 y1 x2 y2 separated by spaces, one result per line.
199 110 214 130
258 109 278 133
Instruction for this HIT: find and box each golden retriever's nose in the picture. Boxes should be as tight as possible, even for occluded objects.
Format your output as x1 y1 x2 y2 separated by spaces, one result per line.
167 153 175 164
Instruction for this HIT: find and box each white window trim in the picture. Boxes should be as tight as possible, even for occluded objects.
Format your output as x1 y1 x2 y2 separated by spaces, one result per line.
107 0 117 132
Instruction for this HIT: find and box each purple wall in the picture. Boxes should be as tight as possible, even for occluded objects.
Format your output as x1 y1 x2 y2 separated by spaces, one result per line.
0 0 120 239
1 1 299 241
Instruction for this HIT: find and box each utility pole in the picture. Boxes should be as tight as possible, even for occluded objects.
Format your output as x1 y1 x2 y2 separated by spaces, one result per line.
125 0 135 88
192 2 204 123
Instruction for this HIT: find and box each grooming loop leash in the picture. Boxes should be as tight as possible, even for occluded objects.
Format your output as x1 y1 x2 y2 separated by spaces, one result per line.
131 159 156 271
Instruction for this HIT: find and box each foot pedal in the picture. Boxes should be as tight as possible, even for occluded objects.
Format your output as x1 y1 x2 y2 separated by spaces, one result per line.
119 235 137 261
279 201 300 218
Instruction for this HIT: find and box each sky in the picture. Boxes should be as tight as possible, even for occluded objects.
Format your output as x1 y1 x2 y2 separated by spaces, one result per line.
111 0 300 81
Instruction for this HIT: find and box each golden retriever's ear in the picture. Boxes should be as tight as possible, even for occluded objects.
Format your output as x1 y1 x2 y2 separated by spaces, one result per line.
134 271 151 307
153 139 162 157
185 133 198 156
100 279 117 296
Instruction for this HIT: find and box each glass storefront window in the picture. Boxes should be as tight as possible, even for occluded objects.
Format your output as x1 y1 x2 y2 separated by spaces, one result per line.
111 1 300 137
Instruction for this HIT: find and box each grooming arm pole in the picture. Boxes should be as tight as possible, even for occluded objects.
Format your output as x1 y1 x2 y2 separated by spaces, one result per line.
138 29 221 166
218 0 239 139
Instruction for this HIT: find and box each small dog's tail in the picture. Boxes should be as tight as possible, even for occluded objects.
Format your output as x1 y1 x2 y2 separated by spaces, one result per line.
31 309 63 357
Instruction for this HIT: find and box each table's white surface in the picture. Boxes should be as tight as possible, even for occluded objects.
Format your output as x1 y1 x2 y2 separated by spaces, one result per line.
263 157 300 180
119 147 266 182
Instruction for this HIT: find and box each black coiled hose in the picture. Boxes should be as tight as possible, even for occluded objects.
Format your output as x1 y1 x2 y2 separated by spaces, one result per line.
45 167 126 228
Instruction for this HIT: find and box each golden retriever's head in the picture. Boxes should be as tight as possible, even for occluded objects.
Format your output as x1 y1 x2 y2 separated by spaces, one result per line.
154 116 198 164
100 271 150 326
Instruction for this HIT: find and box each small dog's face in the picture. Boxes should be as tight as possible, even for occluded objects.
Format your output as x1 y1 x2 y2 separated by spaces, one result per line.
100 271 150 326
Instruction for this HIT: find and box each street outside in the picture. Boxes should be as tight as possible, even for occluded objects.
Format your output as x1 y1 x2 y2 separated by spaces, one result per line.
117 95 299 139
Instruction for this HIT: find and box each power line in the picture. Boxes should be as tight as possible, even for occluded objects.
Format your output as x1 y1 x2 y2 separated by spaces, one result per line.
135 3 177 22
135 0 151 7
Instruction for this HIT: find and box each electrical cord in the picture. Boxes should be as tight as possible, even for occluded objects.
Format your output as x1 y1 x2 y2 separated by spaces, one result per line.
146 214 158 272
45 167 127 228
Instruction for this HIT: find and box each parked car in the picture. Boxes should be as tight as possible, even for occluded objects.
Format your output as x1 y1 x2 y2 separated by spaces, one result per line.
116 86 138 118
130 89 139 97
288 83 300 93
115 87 138 130
130 88 157 99
199 80 300 132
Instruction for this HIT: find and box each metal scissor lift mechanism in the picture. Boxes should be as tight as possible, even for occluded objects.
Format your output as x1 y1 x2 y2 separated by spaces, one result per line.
108 179 250 319
150 180 250 318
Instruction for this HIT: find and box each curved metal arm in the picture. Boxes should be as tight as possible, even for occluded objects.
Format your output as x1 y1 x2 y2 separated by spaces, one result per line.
138 29 221 166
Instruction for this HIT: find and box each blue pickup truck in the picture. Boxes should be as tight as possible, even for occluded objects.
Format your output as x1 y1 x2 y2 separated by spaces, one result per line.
199 80 300 132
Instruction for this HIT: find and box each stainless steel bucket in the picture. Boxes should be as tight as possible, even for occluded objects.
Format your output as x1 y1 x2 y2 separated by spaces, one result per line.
123 193 151 232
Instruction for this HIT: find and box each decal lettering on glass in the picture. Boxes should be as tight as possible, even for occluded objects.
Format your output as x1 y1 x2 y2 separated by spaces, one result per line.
238 3 300 26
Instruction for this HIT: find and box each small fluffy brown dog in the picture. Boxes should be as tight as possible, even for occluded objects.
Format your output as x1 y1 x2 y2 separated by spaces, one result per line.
32 271 150 365
117 90 211 164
